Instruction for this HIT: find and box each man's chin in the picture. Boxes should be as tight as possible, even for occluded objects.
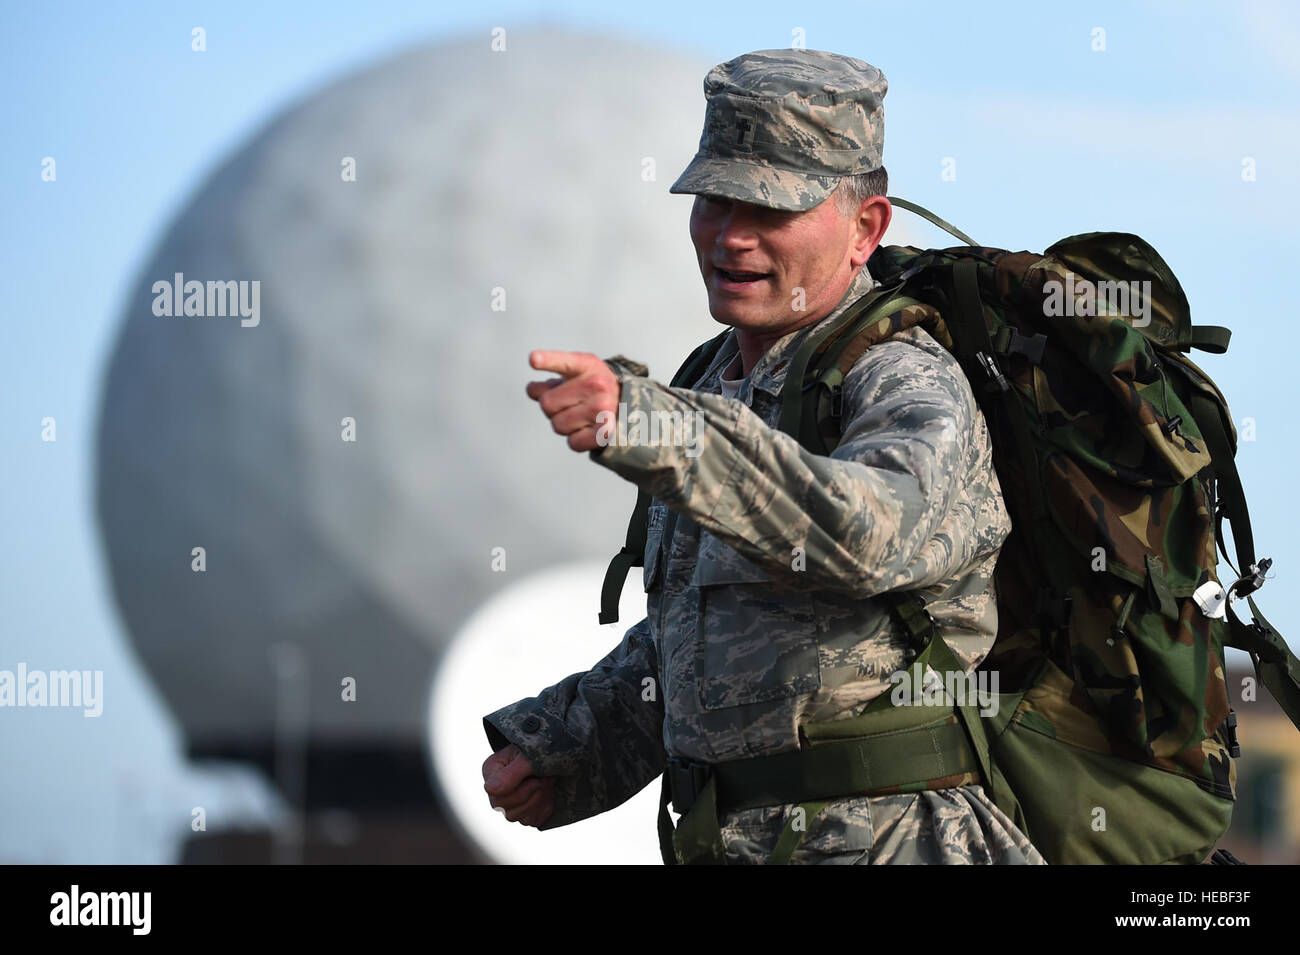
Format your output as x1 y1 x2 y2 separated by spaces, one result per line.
706 301 770 330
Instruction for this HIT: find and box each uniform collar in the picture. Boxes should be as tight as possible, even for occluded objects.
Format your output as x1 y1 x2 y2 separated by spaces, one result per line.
694 264 879 401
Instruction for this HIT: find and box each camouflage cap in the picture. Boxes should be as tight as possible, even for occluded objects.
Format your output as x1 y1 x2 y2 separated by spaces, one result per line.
670 49 887 212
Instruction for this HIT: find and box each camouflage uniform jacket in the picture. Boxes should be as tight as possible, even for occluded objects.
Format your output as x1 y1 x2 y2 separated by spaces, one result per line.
484 265 1046 864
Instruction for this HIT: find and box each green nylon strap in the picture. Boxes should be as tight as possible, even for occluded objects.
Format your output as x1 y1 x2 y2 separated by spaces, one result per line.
887 196 981 247
1237 595 1300 732
947 260 1041 531
598 491 650 625
1186 391 1255 575
1184 391 1300 732
893 617 996 807
882 590 933 648
1190 325 1232 353
663 711 981 865
807 294 927 385
659 631 988 864
930 635 996 805
714 717 979 811
670 774 727 865
765 800 831 865
657 774 678 865
655 580 997 865
597 331 729 625
764 692 993 866
776 282 909 440
799 294 926 454
946 259 1075 649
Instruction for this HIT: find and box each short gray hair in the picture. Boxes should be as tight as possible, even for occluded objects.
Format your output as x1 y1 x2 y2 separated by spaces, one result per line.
833 166 889 216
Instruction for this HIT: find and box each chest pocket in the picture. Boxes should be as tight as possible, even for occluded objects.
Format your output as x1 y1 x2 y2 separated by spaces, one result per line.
691 530 820 709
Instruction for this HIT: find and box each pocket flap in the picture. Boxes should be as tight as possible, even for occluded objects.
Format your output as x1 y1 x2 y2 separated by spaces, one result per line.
690 531 775 587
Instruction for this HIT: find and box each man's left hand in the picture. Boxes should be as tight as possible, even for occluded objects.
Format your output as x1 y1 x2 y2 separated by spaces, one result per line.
526 350 620 453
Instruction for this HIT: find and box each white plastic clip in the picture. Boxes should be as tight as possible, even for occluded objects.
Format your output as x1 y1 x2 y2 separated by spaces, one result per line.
1192 580 1227 619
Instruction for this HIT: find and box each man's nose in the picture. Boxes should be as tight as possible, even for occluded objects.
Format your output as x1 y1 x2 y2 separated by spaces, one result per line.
716 205 760 246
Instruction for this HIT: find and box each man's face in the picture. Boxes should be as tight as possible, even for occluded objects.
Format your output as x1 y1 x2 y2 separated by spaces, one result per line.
688 191 863 334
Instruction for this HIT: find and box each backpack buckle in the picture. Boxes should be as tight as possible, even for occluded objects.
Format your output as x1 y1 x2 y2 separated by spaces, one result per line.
667 757 713 816
1223 709 1241 759
1229 557 1272 600
992 326 1047 364
976 352 1010 392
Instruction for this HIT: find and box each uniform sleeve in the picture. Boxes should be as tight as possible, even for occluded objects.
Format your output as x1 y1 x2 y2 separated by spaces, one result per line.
591 335 978 597
482 615 666 829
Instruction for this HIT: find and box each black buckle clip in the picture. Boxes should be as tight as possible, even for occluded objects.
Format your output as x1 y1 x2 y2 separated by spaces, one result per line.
829 384 844 419
1230 557 1271 600
667 757 712 816
993 326 1047 364
906 610 936 655
1224 709 1241 759
976 352 1010 392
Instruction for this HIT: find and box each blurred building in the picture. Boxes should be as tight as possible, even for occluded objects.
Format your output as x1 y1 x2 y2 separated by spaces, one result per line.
1217 662 1300 863
95 30 715 863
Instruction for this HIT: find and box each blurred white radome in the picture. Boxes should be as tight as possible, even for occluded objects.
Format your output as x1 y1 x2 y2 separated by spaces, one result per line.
95 29 918 863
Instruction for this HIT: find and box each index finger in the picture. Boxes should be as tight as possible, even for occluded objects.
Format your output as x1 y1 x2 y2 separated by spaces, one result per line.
529 350 591 378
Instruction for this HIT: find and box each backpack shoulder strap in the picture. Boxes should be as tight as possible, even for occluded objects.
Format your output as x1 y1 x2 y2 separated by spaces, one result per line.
1184 387 1300 730
775 282 925 446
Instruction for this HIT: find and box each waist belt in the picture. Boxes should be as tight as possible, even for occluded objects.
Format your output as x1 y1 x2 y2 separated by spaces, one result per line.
657 630 995 865
668 714 979 816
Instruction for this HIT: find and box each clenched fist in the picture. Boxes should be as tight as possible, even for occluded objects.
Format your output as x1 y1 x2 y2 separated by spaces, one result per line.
526 350 620 453
482 744 557 828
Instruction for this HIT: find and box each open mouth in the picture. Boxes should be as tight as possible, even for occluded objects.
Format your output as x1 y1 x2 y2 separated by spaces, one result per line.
715 268 771 285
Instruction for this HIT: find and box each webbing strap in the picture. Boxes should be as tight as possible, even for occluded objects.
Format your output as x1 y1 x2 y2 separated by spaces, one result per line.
719 718 979 811
947 259 1071 643
659 626 991 864
1184 392 1300 732
797 295 927 454
776 283 902 439
887 196 981 247
1187 391 1255 575
1233 595 1300 731
1190 325 1231 353
597 493 650 625
926 626 996 803
765 801 831 866
657 774 678 865
668 774 726 866
665 715 980 865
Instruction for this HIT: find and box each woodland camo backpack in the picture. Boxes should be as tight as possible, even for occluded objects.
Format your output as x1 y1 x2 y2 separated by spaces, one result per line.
601 199 1300 865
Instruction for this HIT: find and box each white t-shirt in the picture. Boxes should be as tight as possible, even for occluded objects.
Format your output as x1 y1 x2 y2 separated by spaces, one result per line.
718 353 746 401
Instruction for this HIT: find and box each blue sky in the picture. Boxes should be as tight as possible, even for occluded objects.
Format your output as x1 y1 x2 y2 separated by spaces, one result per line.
2 0 1298 861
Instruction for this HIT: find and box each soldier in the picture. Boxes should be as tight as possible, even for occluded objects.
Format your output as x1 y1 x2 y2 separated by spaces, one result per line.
481 48 1045 864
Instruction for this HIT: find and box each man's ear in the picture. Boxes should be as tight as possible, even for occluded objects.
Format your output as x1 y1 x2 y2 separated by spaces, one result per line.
849 196 892 268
